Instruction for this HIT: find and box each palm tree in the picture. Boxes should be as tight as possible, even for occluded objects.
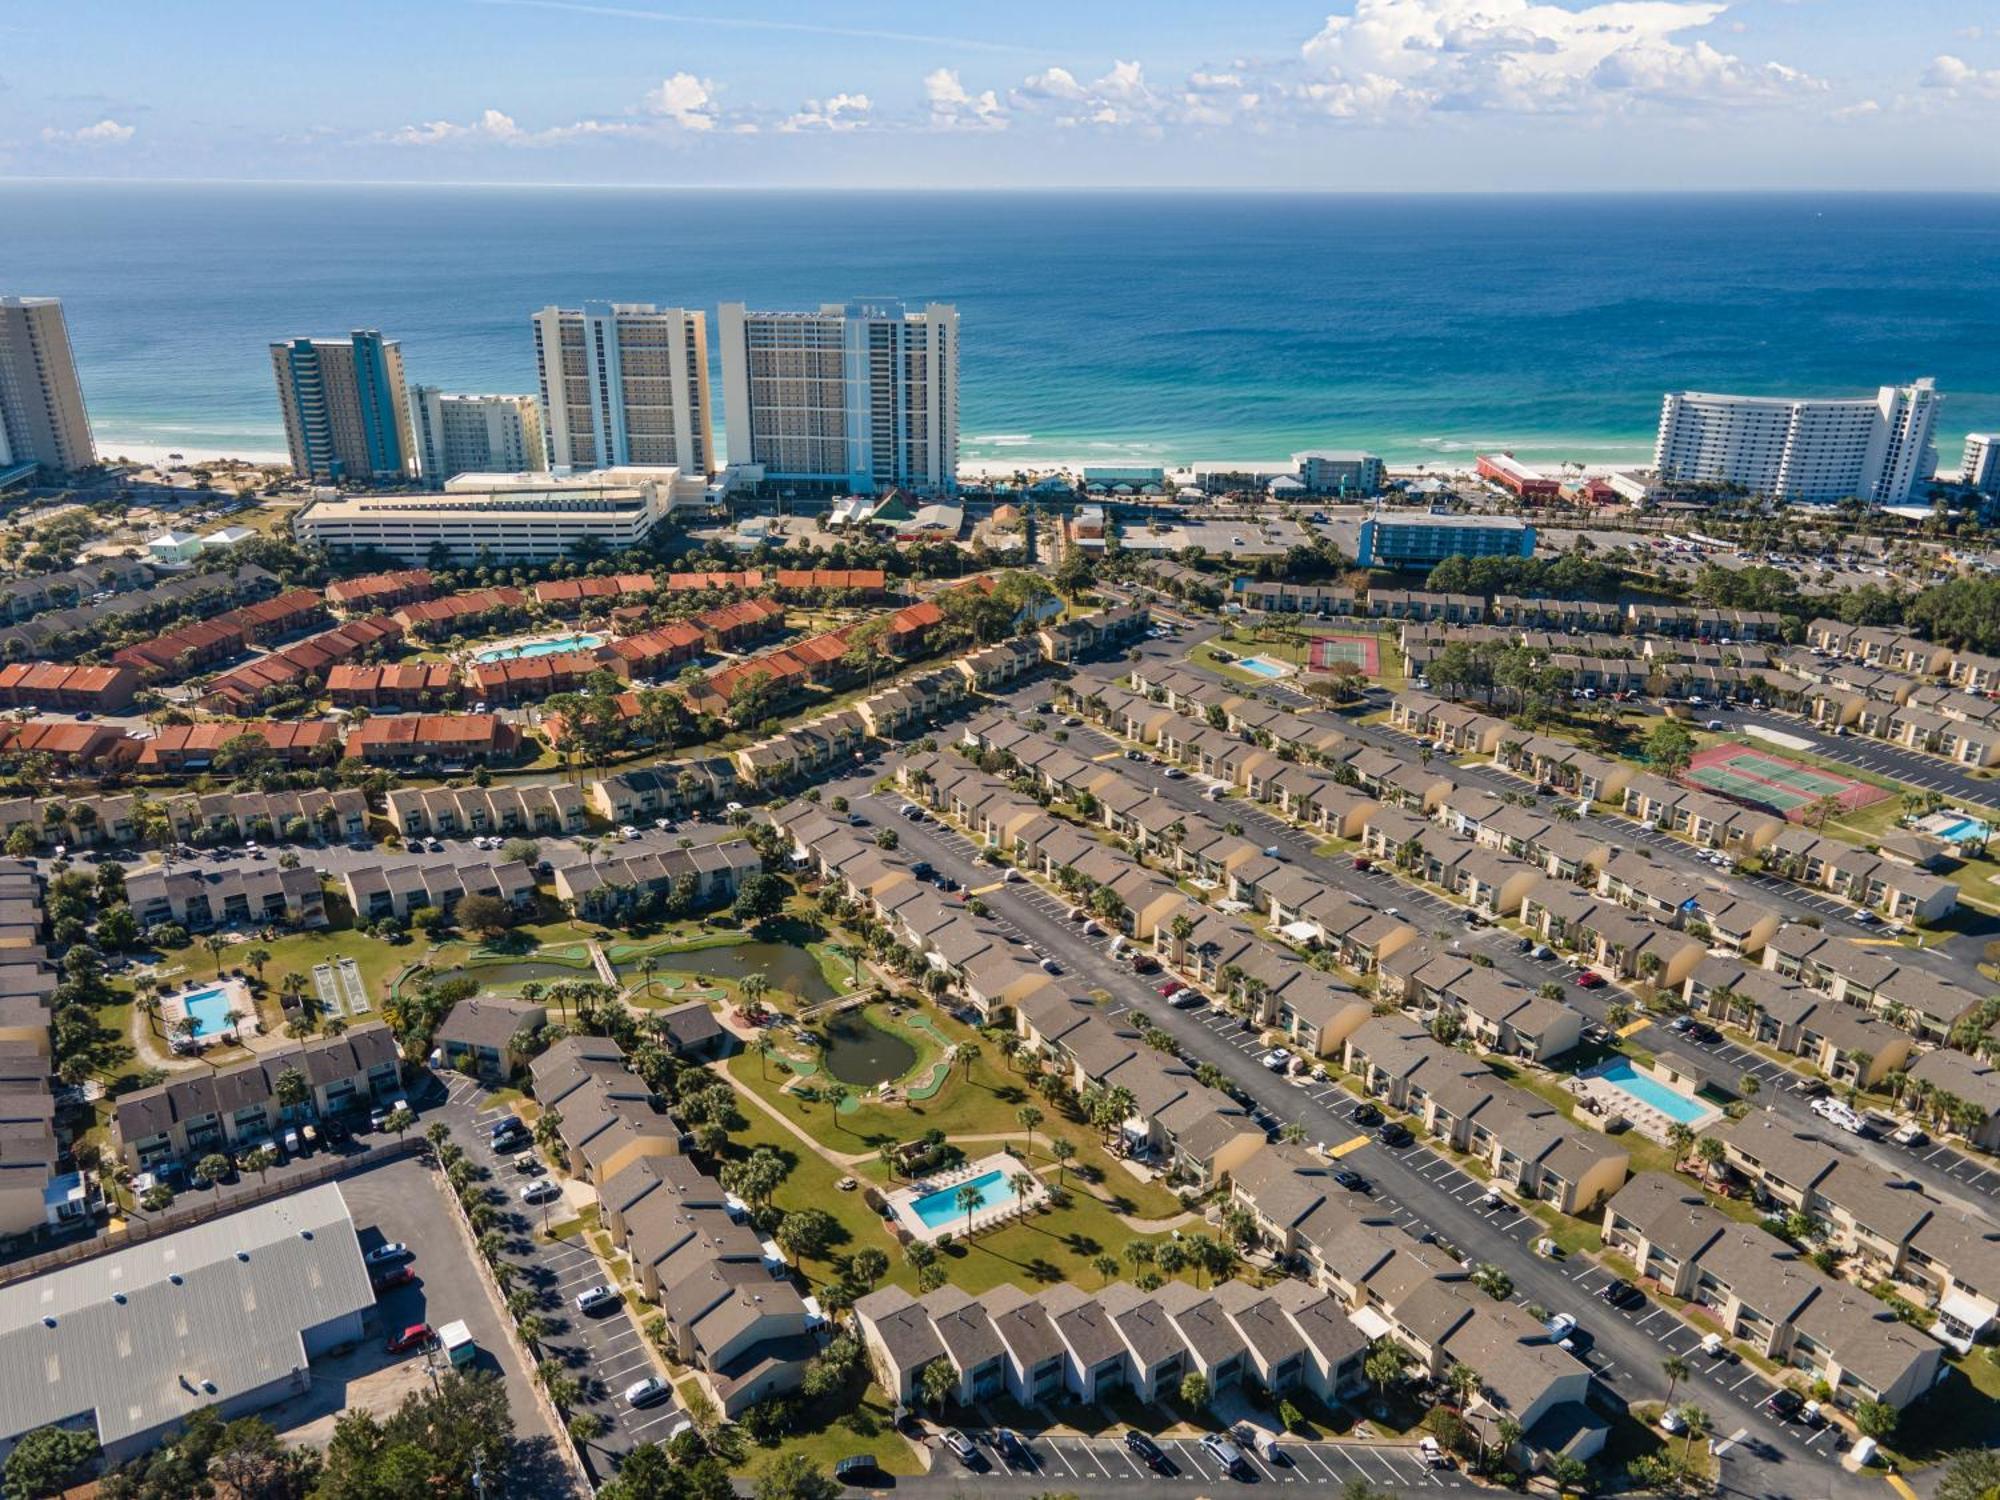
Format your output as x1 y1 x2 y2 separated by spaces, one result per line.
1661 1354 1688 1411
754 1033 776 1080
1017 1105 1043 1156
204 934 228 976
956 1040 982 1081
244 947 271 984
1363 1338 1409 1405
637 955 659 999
824 1083 850 1130
1677 1404 1711 1471
1050 1139 1076 1184
1446 1361 1480 1410
1009 1170 1036 1210
955 1183 983 1236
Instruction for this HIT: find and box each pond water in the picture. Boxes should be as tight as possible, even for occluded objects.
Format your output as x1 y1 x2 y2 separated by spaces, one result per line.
427 960 584 991
821 1011 919 1087
653 942 837 1004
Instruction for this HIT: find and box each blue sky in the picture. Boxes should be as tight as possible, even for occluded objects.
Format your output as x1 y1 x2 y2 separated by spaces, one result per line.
5 0 1997 188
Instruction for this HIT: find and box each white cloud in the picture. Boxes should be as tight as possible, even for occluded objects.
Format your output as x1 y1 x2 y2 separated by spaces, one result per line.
644 72 719 130
924 68 1006 129
1298 0 1821 117
782 93 873 132
1923 54 2000 99
41 118 135 145
1830 98 1880 119
385 108 527 146
1011 59 1183 128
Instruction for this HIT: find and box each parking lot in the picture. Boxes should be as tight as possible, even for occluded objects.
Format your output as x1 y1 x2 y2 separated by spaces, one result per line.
956 1427 1466 1488
435 1070 687 1481
274 1153 582 1492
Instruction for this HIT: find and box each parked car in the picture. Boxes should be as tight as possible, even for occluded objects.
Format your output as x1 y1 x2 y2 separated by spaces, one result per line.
623 1376 672 1408
939 1428 980 1467
1124 1430 1172 1473
371 1265 416 1294
1377 1121 1412 1148
574 1284 618 1314
1199 1432 1250 1479
1333 1169 1370 1192
364 1242 411 1268
1891 1123 1930 1148
1350 1102 1383 1127
1572 970 1607 989
520 1179 561 1204
995 1430 1030 1467
1597 1278 1642 1309
386 1323 433 1355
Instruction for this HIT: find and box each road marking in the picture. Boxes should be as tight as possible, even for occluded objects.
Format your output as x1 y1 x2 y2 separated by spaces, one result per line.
1885 1474 1920 1500
970 881 1005 895
1327 1134 1371 1158
1092 750 1126 762
1617 1017 1653 1038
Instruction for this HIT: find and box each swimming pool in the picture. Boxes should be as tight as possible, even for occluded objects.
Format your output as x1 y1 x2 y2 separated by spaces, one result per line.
180 985 239 1038
1932 816 1990 845
1237 655 1291 680
1597 1059 1707 1125
471 632 604 664
908 1168 1019 1230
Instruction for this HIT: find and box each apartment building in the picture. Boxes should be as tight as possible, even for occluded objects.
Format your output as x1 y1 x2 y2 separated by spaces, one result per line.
112 1022 402 1169
341 859 536 924
124 864 327 932
410 388 544 482
0 296 95 472
270 330 415 481
587 759 739 824
0 662 137 713
385 781 586 840
1654 380 1940 505
717 299 957 493
1354 514 1533 570
324 568 438 614
343 713 520 767
531 303 713 473
137 721 343 773
326 661 459 710
552 842 761 922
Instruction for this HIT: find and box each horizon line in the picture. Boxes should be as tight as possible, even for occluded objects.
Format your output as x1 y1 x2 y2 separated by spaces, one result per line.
5 176 2000 196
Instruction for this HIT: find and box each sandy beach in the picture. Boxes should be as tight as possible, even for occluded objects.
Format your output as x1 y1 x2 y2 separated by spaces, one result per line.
95 439 291 469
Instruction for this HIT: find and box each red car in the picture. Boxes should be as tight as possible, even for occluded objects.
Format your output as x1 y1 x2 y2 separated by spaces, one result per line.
372 1265 416 1294
1351 856 1372 871
1572 971 1607 989
1156 979 1184 997
386 1323 433 1355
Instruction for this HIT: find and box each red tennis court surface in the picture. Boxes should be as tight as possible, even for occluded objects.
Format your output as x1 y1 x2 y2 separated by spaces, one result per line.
1308 634 1382 675
1682 743 1889 822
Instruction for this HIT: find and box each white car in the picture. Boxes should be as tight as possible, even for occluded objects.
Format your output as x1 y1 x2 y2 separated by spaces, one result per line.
1659 1407 1685 1434
619 825 640 841
623 1375 672 1408
939 1428 979 1465
519 1179 561 1204
364 1241 410 1267
574 1284 618 1314
1544 1312 1577 1343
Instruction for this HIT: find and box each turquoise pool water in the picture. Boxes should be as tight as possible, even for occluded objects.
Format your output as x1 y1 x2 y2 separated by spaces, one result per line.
1933 816 1990 844
472 632 603 664
1598 1059 1706 1125
909 1169 1017 1230
1237 656 1290 679
180 986 238 1037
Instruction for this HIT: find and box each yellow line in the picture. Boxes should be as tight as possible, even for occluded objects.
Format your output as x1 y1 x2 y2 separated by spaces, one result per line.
1093 750 1126 762
1617 1017 1653 1038
970 881 1005 896
1885 1474 1918 1500
1326 1135 1372 1159
1848 937 1904 947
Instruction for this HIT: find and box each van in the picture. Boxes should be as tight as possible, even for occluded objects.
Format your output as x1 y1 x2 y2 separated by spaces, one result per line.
1235 1423 1283 1464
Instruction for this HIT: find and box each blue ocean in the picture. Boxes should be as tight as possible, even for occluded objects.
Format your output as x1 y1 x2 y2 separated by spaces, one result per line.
3 185 1996 470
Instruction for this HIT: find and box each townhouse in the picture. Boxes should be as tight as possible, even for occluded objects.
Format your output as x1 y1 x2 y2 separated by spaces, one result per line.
531 572 659 610
0 786 366 852
0 662 139 714
341 858 536 924
124 863 327 932
343 713 520 767
385 781 587 840
1904 1049 2000 1151
1602 1173 1948 1406
696 596 786 650
199 615 406 715
112 1022 403 1169
467 650 613 706
1233 579 1360 616
434 997 547 1079
1760 827 1959 924
136 720 343 773
325 568 437 614
552 841 761 922
601 621 706 679
1618 773 1783 853
326 661 460 711
391 586 530 638
588 759 739 823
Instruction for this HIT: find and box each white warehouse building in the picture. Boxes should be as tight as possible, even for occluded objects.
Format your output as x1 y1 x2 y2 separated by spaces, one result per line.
1653 378 1941 504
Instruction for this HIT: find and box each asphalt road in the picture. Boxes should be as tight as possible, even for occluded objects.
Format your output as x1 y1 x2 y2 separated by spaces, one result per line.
430 1068 690 1486
816 762 1872 1500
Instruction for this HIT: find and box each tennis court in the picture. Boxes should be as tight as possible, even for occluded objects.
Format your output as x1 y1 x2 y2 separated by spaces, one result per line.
1308 633 1382 675
1682 743 1889 821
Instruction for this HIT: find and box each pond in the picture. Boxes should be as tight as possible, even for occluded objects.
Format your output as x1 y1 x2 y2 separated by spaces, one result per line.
644 941 838 1005
425 960 587 992
820 1010 919 1087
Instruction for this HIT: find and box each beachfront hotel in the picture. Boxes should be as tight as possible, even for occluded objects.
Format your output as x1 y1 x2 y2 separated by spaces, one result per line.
291 467 707 564
1961 433 1999 496
269 330 417 482
1653 379 1941 505
0 295 95 474
530 303 714 475
1356 512 1535 570
716 299 958 495
410 387 545 484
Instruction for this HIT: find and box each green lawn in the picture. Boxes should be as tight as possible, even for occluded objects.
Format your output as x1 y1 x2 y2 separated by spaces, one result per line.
742 1380 922 1479
1887 1350 2000 1465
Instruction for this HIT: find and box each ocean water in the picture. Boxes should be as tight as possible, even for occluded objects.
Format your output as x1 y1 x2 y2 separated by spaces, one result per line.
3 185 1996 470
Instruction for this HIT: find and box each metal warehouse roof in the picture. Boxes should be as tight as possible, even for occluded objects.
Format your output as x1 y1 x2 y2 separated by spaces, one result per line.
0 1182 375 1449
